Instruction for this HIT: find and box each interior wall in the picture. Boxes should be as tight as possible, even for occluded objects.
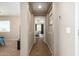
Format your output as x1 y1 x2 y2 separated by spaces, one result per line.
76 3 79 56
74 3 79 56
20 2 34 56
51 3 59 56
45 11 53 55
45 2 75 56
45 3 59 56
58 2 75 56
0 16 20 40
28 8 34 56
77 3 79 56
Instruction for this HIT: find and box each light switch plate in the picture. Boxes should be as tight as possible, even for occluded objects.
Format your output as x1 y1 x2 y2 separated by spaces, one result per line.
66 27 71 34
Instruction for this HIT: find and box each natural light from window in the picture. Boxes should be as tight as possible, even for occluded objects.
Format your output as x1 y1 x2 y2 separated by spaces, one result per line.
0 20 10 32
37 24 41 32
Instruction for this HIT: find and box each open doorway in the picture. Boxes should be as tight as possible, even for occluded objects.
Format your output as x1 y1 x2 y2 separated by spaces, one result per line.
34 16 45 41
0 2 20 56
35 24 44 37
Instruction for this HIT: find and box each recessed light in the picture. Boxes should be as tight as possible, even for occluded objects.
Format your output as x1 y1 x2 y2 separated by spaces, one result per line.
38 5 42 9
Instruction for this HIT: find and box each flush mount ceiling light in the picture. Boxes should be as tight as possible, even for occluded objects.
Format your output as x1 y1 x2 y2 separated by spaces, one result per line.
38 5 42 9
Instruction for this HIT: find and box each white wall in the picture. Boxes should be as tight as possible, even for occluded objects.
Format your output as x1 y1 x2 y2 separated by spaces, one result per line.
45 2 75 56
45 3 59 56
28 8 34 55
58 3 75 56
0 16 20 40
75 3 79 56
20 2 34 56
51 3 59 56
77 3 79 56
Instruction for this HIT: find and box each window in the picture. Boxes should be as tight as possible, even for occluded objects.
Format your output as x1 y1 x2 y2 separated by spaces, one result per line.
37 24 41 32
0 20 10 32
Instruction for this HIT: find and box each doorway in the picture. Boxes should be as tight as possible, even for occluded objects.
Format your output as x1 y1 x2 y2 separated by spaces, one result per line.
34 16 45 42
35 24 44 37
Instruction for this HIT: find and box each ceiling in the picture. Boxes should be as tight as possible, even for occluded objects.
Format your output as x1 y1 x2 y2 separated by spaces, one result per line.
29 2 52 16
0 2 20 16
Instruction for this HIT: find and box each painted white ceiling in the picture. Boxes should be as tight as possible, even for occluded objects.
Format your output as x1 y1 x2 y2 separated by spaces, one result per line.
29 2 52 16
0 2 20 16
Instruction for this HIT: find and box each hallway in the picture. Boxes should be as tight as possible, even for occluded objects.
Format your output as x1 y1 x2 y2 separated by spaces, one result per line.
29 38 52 56
21 2 75 56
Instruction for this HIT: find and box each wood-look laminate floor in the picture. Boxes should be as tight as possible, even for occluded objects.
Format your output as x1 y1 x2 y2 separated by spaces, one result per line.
29 38 52 56
0 40 20 56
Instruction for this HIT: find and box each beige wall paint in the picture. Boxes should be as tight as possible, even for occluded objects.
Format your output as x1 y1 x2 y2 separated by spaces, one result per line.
58 3 75 56
0 16 20 40
45 2 75 56
45 3 59 56
20 2 34 56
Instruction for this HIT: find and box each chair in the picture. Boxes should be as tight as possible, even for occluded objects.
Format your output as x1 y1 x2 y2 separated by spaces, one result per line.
0 36 5 46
